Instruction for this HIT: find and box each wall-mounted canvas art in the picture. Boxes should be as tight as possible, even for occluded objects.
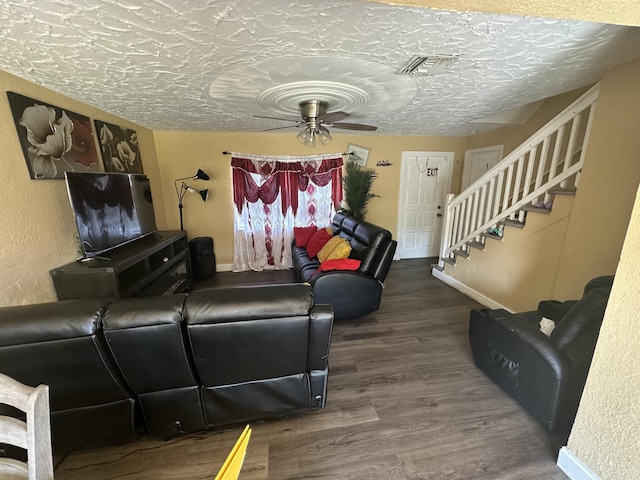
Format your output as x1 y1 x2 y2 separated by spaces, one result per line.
94 120 144 174
346 143 371 167
7 92 101 179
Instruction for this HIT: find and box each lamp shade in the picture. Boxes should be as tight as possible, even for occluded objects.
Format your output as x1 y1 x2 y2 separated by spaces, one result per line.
195 169 210 181
198 188 209 202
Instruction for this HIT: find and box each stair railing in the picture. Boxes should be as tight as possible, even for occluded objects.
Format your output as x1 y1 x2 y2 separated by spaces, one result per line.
439 83 599 267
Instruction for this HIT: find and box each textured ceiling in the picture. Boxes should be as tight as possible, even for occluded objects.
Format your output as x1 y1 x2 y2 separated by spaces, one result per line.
1 0 640 137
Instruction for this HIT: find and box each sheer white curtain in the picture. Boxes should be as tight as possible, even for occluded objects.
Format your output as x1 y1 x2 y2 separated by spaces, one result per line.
231 153 343 272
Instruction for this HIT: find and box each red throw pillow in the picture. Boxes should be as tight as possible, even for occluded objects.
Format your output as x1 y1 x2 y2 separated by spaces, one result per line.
306 228 332 258
318 258 361 271
294 226 318 248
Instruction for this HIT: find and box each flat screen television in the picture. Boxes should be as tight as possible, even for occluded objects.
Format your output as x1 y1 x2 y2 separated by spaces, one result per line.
65 172 158 258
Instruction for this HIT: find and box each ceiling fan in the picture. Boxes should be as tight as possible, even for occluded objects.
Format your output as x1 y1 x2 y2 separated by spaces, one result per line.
254 100 377 147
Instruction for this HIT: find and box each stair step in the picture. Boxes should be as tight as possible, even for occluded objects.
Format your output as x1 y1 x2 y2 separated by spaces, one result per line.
468 240 485 250
431 263 444 272
481 231 503 241
454 249 469 258
549 187 577 195
499 218 525 228
522 205 552 214
442 256 456 266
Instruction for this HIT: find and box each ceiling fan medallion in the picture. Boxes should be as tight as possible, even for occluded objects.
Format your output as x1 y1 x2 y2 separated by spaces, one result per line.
256 80 370 117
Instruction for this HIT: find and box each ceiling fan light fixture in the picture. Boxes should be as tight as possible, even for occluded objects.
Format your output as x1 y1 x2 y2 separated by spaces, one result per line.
297 127 316 147
318 126 332 146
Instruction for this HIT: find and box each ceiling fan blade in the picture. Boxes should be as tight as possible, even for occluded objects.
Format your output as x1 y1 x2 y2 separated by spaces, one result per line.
320 111 350 123
253 115 300 122
260 125 299 131
332 122 378 131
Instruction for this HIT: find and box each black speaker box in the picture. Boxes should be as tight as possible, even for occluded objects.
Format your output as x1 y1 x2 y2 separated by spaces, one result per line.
189 237 216 281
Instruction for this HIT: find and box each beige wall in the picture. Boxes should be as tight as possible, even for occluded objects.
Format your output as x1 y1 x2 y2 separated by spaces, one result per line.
0 70 161 306
371 0 640 26
441 58 640 312
561 57 640 480
439 86 602 311
154 131 467 268
464 87 589 158
553 59 640 299
439 58 640 476
567 185 640 479
445 195 576 312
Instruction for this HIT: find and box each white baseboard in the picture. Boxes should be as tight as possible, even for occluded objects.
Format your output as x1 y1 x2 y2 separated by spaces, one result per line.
431 268 511 311
557 447 601 480
216 263 233 272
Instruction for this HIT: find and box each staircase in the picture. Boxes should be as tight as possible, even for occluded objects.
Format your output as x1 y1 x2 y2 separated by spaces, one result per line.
435 83 600 271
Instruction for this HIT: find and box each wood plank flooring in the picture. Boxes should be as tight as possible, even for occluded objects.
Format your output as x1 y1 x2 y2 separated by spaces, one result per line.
54 259 569 479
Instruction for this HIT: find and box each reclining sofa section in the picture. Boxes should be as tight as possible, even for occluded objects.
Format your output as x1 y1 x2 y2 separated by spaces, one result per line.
0 283 333 453
292 212 397 320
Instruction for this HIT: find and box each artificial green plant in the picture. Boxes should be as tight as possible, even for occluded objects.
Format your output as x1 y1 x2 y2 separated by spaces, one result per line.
342 160 379 220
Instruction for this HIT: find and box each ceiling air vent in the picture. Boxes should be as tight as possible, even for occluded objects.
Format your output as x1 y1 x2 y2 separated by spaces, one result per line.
396 54 458 76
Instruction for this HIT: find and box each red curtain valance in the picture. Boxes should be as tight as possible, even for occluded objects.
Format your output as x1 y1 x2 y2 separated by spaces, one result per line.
231 156 343 214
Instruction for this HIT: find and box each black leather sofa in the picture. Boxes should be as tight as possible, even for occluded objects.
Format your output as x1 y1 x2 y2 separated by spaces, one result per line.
468 275 614 432
292 212 397 320
0 283 333 453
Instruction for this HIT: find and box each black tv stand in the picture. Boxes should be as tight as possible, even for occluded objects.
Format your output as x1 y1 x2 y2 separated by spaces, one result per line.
51 231 192 301
77 255 112 265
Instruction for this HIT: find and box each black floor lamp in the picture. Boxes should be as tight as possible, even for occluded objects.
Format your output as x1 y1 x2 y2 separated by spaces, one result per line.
174 169 210 230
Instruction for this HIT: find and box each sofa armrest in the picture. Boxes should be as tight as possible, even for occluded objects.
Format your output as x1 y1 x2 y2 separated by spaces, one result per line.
469 308 581 431
486 309 542 331
307 304 334 371
310 271 383 320
537 300 578 322
307 304 334 409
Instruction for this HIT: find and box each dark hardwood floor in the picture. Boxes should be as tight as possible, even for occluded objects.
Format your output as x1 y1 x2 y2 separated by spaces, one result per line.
54 259 568 479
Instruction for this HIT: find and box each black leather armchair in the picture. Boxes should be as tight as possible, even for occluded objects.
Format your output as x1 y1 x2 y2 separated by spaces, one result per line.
468 276 614 432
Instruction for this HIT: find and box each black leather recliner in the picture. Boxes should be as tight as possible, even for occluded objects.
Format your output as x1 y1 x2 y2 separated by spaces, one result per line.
468 276 614 432
0 283 333 453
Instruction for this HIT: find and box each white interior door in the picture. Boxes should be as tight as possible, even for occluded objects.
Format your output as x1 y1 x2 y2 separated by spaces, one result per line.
461 145 503 190
397 151 453 259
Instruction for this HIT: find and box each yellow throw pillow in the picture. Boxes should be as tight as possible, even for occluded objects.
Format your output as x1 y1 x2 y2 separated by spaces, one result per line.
327 239 352 260
317 235 344 262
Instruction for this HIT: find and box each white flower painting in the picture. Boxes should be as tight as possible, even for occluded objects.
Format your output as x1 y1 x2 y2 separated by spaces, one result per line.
94 120 144 174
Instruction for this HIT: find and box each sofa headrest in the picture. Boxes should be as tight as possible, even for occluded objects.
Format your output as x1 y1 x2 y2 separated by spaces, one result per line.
0 299 105 347
332 211 350 234
337 215 360 238
186 283 314 324
349 223 392 274
103 294 188 330
551 286 611 354
583 275 614 295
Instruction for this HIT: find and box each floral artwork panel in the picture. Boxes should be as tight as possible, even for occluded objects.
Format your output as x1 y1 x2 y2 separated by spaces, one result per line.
94 120 144 174
7 92 101 179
